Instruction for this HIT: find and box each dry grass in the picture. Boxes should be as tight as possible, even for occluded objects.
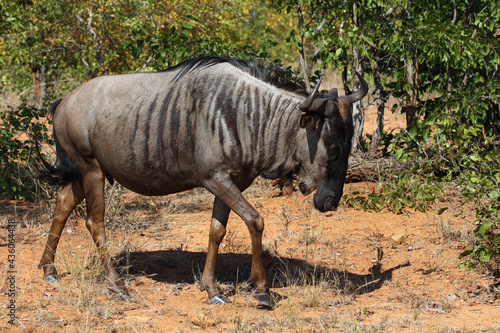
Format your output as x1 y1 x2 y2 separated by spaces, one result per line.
2 179 500 332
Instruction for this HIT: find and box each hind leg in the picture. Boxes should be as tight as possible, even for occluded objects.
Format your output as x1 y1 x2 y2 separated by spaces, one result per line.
81 163 129 300
39 179 84 282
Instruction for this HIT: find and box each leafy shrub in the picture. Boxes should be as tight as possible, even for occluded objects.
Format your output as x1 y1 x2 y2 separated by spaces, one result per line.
344 82 499 275
344 169 444 214
0 102 52 200
457 136 500 274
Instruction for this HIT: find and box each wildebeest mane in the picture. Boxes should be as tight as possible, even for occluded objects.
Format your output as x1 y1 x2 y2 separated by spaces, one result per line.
170 56 308 96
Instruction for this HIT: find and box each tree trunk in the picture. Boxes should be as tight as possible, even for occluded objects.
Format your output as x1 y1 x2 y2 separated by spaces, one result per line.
368 61 385 158
404 0 417 129
76 6 106 77
405 54 417 129
296 1 311 92
341 48 352 95
350 0 364 153
31 64 46 107
351 46 365 153
312 18 326 75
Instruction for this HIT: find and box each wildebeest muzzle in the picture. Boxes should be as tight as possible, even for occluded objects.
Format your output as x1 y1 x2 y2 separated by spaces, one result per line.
313 186 342 212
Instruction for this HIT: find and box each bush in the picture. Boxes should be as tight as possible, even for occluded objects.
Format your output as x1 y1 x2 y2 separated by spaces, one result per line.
0 102 52 200
457 136 500 275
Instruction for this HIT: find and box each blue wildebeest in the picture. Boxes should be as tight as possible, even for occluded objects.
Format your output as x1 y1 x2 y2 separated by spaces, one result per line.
38 56 368 307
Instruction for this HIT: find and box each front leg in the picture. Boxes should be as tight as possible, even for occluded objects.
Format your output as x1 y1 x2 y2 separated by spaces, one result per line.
201 197 231 304
202 173 270 307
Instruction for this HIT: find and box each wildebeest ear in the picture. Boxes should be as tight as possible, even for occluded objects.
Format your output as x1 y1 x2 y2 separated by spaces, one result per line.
300 114 317 129
327 88 338 99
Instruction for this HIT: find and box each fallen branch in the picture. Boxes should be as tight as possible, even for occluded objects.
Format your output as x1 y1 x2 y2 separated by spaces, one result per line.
347 155 406 183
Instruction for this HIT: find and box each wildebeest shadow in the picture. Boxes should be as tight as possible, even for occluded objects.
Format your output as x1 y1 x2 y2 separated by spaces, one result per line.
122 200 213 216
115 249 410 296
120 189 214 216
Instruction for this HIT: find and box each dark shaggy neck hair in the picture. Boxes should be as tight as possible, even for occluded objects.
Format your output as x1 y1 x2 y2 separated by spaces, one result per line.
169 56 308 96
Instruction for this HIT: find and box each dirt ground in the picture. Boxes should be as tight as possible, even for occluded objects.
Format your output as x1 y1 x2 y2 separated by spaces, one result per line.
0 177 499 333
0 105 499 332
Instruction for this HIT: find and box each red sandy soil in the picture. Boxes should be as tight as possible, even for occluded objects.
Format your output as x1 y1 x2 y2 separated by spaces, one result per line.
0 179 499 332
0 104 498 332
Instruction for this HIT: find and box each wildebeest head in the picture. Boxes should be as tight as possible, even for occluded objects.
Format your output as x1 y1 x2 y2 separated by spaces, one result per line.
296 74 368 212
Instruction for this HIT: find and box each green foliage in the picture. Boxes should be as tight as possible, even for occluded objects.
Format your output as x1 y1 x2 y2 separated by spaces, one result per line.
0 0 290 201
344 168 444 214
278 0 500 273
127 18 279 71
385 101 499 273
457 137 500 274
0 102 52 199
0 0 292 99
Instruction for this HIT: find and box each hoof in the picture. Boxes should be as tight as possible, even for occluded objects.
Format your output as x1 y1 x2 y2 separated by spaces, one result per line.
208 294 231 305
43 274 59 283
114 290 132 302
252 292 272 308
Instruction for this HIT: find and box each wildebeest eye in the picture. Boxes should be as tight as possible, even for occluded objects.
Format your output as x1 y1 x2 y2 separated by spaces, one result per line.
327 144 339 156
327 143 343 164
327 153 339 164
327 154 338 163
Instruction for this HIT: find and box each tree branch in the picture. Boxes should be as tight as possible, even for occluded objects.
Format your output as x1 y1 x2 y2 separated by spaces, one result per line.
451 0 457 26
296 0 311 91
76 6 105 76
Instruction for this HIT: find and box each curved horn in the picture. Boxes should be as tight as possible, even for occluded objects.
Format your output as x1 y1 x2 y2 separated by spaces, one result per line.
340 72 368 104
299 76 324 112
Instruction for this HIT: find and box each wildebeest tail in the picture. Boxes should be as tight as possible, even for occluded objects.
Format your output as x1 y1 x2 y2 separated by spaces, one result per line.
36 99 82 186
